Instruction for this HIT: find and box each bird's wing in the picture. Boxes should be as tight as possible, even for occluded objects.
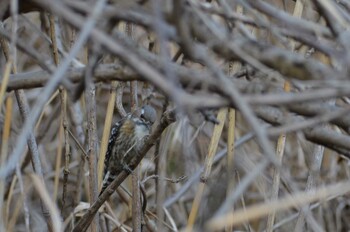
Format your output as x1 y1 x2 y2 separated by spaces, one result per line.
103 117 126 177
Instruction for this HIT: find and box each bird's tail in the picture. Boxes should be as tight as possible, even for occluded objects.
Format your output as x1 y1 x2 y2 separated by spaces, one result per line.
99 171 116 196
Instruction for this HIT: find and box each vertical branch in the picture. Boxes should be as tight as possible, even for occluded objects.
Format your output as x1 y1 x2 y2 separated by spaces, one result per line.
49 14 60 65
132 166 142 232
85 53 99 232
53 115 63 202
226 108 235 197
67 29 86 209
155 127 170 232
130 82 138 109
126 22 138 111
115 82 127 117
155 101 168 232
60 88 71 218
125 21 142 232
130 78 140 232
48 14 71 220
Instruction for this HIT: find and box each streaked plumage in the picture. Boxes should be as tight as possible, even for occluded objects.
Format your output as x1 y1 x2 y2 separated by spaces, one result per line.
100 105 156 195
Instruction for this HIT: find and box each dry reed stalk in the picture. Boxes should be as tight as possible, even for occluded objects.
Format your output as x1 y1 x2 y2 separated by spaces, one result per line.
7 195 23 232
34 90 59 132
185 108 227 231
266 81 291 231
98 81 118 188
155 123 173 231
0 94 13 231
236 171 252 231
31 174 63 232
225 60 240 232
0 62 11 109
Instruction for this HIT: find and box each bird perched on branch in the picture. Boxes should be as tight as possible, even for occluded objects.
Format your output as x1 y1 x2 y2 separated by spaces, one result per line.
100 105 157 195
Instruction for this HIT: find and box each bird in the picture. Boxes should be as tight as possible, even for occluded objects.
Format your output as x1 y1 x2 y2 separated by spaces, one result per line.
100 105 157 195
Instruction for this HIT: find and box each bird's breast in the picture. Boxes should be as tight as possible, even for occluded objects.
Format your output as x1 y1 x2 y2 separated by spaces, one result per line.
134 124 150 139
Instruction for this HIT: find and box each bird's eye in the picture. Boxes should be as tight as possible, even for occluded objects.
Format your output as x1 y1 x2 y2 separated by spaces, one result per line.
140 114 146 120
